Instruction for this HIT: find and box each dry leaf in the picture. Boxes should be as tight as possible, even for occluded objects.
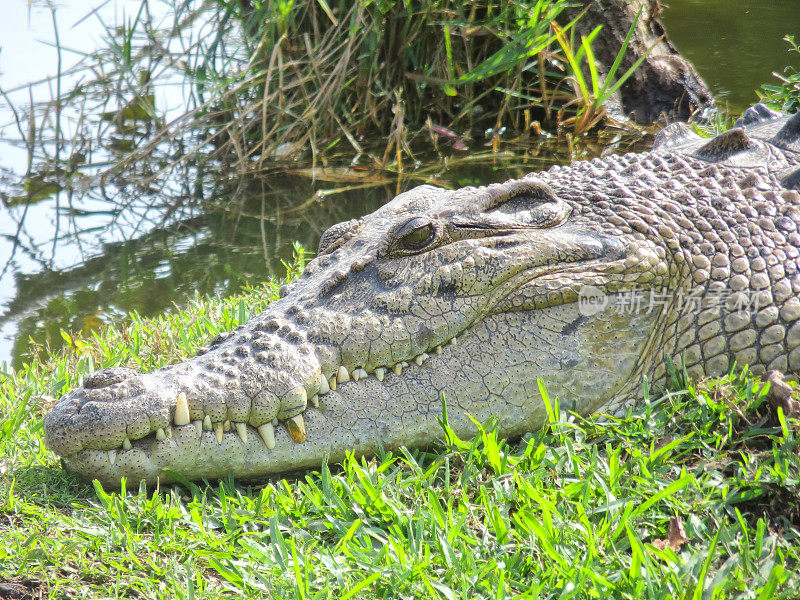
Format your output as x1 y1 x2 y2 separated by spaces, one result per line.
651 516 689 551
765 370 800 419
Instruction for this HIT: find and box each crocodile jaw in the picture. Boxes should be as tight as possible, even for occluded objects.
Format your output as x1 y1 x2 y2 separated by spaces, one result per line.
55 297 659 486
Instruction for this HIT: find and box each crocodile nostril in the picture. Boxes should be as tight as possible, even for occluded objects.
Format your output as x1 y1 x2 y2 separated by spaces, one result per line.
83 367 139 389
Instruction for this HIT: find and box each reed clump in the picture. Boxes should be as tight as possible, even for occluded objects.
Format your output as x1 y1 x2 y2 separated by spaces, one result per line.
5 0 606 183
212 0 573 167
113 0 589 174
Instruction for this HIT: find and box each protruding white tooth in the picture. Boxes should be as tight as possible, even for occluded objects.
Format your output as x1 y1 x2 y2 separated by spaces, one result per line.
258 423 276 449
203 415 212 431
156 428 166 441
329 375 337 391
319 376 330 395
236 422 248 444
215 422 224 443
193 420 202 435
310 394 319 408
375 367 386 382
401 361 409 368
166 426 173 438
174 392 190 426
223 420 231 432
286 414 307 443
337 365 350 383
393 364 403 376
450 336 458 346
122 437 132 451
353 368 367 381
435 346 443 354
415 353 429 365
108 450 116 465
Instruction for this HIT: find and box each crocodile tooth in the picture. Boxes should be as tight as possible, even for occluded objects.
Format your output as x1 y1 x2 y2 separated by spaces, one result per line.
258 423 276 449
156 428 166 441
310 394 320 408
434 346 443 354
393 364 403 376
353 368 367 381
337 366 350 383
318 376 330 395
214 422 224 444
449 337 458 346
193 420 202 435
235 422 248 444
223 420 231 432
203 415 212 431
401 361 409 368
174 392 190 426
122 436 132 451
375 367 386 382
166 427 173 438
414 353 429 365
108 450 116 465
286 414 307 443
329 376 337 391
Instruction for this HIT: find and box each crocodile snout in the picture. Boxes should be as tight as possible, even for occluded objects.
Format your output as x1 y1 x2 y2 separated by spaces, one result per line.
42 305 339 476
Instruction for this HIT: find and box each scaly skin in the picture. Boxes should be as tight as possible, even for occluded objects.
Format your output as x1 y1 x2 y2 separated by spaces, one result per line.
44 106 800 486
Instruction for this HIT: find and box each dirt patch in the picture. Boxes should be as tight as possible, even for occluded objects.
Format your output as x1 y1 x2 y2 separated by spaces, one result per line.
0 578 46 600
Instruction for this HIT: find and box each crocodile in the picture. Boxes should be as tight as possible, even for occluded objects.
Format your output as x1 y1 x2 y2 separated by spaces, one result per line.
44 105 800 486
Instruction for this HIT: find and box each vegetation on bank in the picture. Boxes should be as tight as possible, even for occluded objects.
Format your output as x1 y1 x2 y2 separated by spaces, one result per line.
760 35 800 113
3 0 653 203
3 0 798 210
1 255 798 599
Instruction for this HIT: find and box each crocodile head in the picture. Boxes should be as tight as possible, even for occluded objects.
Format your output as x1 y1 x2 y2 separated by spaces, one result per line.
43 108 800 485
44 175 673 485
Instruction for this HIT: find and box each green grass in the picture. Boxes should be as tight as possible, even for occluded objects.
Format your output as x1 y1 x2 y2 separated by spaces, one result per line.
759 35 800 114
1 254 799 598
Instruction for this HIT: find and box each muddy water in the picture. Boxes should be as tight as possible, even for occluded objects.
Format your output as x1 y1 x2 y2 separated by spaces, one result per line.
662 0 800 111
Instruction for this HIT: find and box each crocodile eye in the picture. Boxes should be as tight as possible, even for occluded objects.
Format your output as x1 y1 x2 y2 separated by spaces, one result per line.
394 217 437 252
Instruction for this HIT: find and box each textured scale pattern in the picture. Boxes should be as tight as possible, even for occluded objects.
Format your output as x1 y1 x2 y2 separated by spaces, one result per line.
549 152 800 387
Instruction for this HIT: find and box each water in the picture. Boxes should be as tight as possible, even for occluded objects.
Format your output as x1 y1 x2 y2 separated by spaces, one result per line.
0 0 798 368
0 0 194 366
662 0 800 111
